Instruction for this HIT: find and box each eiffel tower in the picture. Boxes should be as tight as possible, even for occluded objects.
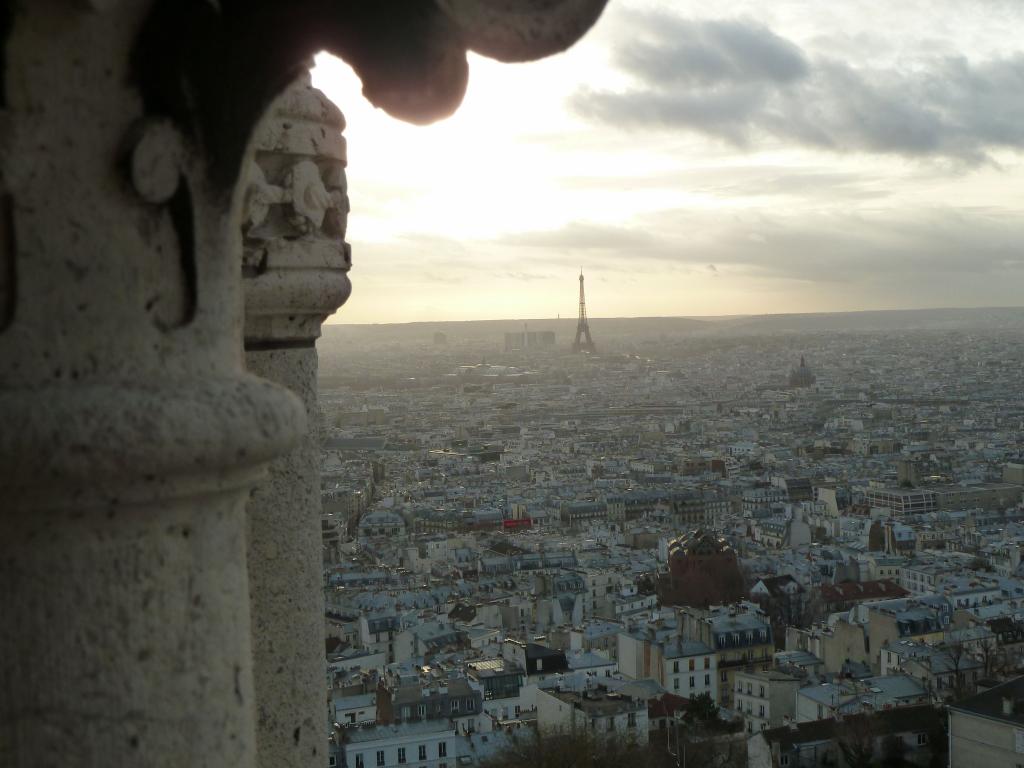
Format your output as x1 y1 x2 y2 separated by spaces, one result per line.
572 269 596 353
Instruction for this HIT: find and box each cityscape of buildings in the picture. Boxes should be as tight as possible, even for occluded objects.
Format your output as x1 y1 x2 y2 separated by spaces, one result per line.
316 290 1024 767
14 4 1024 768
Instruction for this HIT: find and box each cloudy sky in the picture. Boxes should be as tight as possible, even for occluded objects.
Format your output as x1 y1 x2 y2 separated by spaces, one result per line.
312 0 1024 324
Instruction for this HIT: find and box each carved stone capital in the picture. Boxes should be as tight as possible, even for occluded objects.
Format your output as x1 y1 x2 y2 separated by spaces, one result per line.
242 76 351 346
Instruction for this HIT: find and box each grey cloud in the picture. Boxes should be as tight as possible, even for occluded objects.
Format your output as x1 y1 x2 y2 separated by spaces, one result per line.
558 166 890 201
617 16 809 87
489 207 1024 287
572 14 1024 162
702 169 889 200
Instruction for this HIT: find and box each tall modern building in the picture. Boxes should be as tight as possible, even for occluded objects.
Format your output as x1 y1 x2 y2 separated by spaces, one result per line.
504 327 555 352
572 270 596 353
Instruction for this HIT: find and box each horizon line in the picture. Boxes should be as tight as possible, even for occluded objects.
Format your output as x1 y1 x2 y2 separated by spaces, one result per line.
324 303 1024 328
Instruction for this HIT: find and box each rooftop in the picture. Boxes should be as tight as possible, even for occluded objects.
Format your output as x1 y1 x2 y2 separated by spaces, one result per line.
546 687 644 716
946 675 1024 724
343 719 454 744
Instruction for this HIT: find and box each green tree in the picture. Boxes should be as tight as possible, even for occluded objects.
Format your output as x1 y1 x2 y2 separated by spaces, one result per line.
688 692 719 723
480 728 673 768
881 733 908 767
836 714 877 768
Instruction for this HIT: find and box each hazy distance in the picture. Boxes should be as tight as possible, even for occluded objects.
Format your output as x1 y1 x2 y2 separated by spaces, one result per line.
312 0 1024 325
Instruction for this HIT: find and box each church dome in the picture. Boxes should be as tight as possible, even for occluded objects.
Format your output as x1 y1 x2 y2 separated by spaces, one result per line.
667 529 733 560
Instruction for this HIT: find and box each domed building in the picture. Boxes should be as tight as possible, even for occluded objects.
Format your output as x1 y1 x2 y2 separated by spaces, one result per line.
658 530 747 608
788 356 817 388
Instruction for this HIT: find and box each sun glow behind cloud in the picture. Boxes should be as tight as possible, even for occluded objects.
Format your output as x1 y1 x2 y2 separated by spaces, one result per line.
312 1 1024 324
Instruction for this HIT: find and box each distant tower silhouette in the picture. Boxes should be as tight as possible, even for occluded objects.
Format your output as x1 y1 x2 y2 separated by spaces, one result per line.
572 269 596 353
789 355 816 388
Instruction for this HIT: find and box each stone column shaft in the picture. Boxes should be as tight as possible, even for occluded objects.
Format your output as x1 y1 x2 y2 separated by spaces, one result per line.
241 76 351 768
0 5 303 766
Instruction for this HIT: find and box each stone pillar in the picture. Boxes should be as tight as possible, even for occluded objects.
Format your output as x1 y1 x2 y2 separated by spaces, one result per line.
241 75 352 768
0 5 303 767
0 1 604 765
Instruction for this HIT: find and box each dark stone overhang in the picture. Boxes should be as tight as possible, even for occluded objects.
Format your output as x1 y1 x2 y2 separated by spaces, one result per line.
134 0 607 188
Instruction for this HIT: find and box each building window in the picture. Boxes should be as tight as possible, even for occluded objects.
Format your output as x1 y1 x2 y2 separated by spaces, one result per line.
398 748 406 764
721 671 727 682
704 657 710 669
376 751 384 767
759 686 765 697
439 743 448 758
673 678 680 690
417 704 426 718
418 745 427 761
673 661 680 673
689 676 695 688
329 758 337 768
689 659 695 672
705 674 710 686
759 705 765 717
917 733 928 746
607 718 615 732
781 755 790 766
451 699 460 713
356 756 364 768
628 713 637 728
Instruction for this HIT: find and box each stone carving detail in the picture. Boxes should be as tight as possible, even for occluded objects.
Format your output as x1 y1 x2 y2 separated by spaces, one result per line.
243 156 347 241
126 118 185 205
241 74 351 345
124 119 196 331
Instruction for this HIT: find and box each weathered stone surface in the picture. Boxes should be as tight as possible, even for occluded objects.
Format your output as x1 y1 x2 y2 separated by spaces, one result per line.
1 495 258 767
0 5 302 766
245 346 325 768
